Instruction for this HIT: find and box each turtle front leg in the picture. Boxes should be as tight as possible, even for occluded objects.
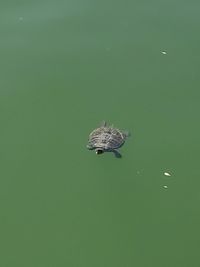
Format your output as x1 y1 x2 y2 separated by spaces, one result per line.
113 150 122 158
87 144 94 150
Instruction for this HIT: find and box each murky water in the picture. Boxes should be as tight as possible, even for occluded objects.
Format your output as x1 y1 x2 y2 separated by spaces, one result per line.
0 1 200 266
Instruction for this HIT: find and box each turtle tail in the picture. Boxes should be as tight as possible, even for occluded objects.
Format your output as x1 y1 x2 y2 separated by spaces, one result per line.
100 121 107 127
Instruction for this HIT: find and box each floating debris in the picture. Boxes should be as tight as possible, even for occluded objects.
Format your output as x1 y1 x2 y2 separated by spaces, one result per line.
164 172 171 176
163 185 168 189
161 51 167 55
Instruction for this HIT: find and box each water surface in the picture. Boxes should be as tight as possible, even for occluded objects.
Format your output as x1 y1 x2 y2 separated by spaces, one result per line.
0 0 200 266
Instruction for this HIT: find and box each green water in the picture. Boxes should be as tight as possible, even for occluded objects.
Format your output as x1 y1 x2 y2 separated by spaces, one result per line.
1 1 200 266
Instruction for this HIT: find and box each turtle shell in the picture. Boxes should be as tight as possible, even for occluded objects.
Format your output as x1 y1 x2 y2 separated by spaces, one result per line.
87 125 127 151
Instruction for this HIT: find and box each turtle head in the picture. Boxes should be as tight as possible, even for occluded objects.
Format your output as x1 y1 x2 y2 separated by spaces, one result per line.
95 148 104 155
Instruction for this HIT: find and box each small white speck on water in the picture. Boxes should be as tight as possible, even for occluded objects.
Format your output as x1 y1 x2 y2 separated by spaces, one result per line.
163 185 168 189
164 172 171 176
161 51 167 55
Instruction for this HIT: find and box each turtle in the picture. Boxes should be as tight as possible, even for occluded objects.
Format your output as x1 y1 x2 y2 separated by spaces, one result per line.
87 121 130 158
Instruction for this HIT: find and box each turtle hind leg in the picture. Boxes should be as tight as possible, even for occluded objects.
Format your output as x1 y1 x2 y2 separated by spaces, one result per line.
113 150 122 158
123 130 131 138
